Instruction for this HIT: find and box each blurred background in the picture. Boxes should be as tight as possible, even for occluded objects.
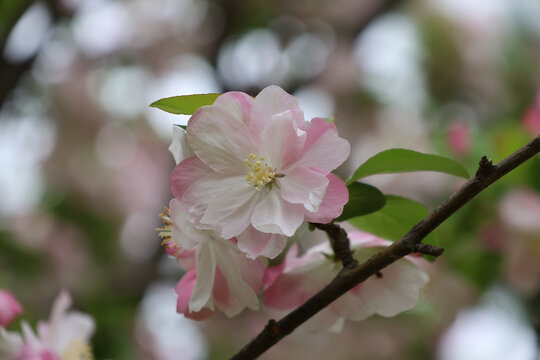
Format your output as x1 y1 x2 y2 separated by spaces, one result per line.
1 0 540 359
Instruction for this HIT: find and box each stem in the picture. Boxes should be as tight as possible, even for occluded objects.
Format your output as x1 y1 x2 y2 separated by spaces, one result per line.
231 135 540 360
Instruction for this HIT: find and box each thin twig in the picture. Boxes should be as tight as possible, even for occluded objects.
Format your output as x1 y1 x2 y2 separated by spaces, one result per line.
230 135 540 360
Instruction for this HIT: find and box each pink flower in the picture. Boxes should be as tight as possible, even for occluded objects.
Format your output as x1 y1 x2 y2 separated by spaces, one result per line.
522 92 540 136
170 85 350 258
446 121 471 157
263 231 429 332
0 291 95 360
0 290 23 328
160 199 266 319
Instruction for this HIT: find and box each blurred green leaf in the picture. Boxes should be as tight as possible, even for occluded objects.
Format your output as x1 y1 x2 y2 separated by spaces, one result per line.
348 195 436 245
336 182 386 222
346 148 470 185
150 93 221 115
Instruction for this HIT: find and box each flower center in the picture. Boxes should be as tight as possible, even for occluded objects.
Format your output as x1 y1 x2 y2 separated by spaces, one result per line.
245 153 276 191
61 340 94 360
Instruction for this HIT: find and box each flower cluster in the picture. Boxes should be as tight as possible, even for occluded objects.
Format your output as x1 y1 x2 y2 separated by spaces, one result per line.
0 290 95 360
161 85 429 330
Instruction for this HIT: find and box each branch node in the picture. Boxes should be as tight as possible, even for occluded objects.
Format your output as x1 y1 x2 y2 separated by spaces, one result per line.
266 320 280 337
411 244 445 257
475 156 495 178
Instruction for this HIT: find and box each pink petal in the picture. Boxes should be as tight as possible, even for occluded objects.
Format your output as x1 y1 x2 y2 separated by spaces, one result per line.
280 166 329 212
263 251 334 311
250 85 305 139
176 270 215 321
261 110 306 171
236 226 288 259
263 274 316 311
348 231 392 248
170 155 214 201
235 254 266 293
305 174 348 223
0 290 23 328
293 117 350 174
251 189 305 237
262 262 286 290
187 104 257 173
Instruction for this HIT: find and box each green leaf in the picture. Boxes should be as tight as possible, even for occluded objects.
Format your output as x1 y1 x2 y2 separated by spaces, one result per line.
150 93 221 115
336 182 386 221
346 148 469 185
348 195 436 245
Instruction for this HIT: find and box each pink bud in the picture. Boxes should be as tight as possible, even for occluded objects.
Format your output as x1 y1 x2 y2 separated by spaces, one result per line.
523 106 540 136
446 121 471 157
0 289 23 328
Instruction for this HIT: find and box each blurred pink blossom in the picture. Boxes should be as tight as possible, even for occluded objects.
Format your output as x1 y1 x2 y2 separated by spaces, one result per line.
0 290 95 360
522 93 540 136
446 121 471 157
0 290 23 328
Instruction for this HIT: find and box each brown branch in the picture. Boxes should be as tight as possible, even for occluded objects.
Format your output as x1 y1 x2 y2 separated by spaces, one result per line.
311 222 358 268
231 135 540 360
412 243 445 257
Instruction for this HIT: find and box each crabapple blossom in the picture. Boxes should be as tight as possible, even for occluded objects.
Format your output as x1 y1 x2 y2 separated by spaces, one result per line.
0 290 23 328
158 198 265 320
0 290 95 360
169 85 350 259
263 231 429 332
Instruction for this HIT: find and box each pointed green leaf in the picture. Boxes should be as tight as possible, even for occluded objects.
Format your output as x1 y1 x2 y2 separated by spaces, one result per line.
150 93 221 115
346 148 469 185
348 195 436 245
336 182 386 222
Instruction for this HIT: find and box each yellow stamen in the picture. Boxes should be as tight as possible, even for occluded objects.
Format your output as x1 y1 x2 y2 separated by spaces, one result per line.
244 154 276 191
157 206 172 241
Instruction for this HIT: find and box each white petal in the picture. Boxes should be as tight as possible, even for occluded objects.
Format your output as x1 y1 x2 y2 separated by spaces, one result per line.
169 126 194 164
303 308 342 333
251 189 305 237
345 259 429 320
214 244 260 311
200 177 259 239
189 243 217 312
179 172 231 227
